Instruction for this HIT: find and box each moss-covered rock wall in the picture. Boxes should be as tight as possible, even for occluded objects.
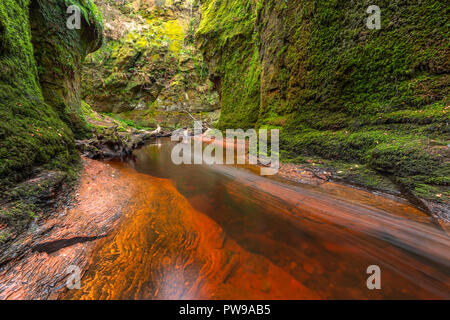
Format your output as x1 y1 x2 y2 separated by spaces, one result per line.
0 0 103 243
0 0 74 190
30 0 103 138
81 0 219 130
197 0 261 128
197 0 449 202
0 0 103 189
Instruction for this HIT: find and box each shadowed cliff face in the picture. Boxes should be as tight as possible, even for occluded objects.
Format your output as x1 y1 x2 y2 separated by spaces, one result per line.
29 0 104 138
0 0 76 191
196 0 449 206
0 0 103 245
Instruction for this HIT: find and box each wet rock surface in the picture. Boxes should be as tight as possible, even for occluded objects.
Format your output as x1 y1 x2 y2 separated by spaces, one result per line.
277 163 332 186
0 158 132 300
276 162 449 226
0 170 73 257
423 201 450 231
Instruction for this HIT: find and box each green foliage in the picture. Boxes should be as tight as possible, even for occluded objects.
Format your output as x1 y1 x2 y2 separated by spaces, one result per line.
197 0 261 129
0 0 102 232
64 0 104 29
198 0 449 201
82 27 178 113
0 0 79 190
30 0 103 138
81 0 218 129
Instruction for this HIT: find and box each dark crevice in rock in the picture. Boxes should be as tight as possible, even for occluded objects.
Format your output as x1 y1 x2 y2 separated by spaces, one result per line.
32 235 107 254
0 257 13 271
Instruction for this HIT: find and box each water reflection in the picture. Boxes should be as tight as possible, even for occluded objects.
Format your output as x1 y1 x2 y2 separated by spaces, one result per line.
62 139 450 300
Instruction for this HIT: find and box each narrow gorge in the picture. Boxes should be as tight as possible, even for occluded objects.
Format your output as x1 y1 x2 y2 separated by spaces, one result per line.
0 0 448 301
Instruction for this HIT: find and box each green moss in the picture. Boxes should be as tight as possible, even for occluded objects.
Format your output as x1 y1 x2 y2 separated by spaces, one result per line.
81 0 218 128
81 27 177 114
198 0 449 201
163 19 185 53
197 0 261 129
0 230 11 245
0 202 37 230
29 0 103 138
0 0 79 189
368 141 440 176
0 0 103 232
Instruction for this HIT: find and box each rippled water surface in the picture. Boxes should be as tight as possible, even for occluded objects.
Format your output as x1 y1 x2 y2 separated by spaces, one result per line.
63 139 450 299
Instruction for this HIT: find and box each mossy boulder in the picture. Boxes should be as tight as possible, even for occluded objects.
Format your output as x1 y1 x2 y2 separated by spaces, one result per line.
368 142 440 177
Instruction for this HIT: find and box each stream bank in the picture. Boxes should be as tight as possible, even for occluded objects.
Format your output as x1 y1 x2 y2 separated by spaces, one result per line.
0 158 128 299
1 139 448 300
64 139 450 299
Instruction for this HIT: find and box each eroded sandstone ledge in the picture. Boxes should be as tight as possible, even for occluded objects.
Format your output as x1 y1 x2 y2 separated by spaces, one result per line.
0 157 130 300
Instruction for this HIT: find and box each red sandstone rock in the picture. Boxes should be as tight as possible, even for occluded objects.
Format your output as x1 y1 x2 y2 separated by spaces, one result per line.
0 158 132 300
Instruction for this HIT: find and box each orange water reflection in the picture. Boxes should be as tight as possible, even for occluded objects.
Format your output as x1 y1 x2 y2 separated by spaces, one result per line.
62 139 450 300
